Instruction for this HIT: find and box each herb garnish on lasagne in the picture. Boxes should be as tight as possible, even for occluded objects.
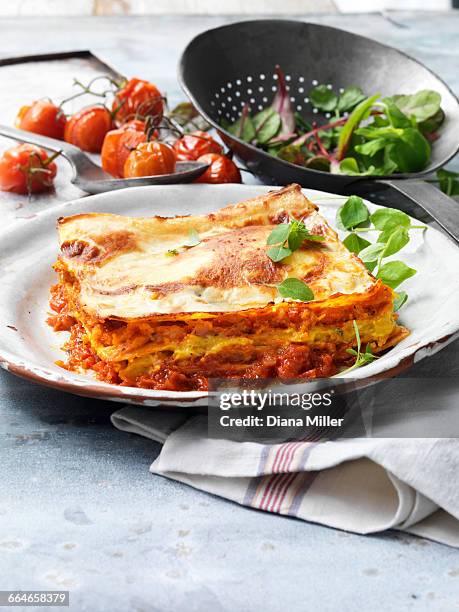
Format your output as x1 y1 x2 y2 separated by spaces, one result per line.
48 184 408 390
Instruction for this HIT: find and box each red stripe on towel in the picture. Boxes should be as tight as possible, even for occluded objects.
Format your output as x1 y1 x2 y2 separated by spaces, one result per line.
261 441 302 510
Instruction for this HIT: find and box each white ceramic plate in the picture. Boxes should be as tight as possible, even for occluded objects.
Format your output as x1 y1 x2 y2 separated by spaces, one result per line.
1 184 458 407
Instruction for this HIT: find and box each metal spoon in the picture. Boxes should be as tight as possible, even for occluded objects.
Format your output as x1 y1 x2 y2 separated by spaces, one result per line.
0 125 209 194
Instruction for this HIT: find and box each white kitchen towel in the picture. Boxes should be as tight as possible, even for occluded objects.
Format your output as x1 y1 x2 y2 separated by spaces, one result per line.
111 407 459 547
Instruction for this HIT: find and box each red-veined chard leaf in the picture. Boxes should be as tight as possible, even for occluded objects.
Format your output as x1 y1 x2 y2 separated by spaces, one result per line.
271 65 296 136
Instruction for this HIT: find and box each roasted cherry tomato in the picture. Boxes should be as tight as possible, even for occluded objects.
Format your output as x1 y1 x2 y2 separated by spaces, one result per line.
121 119 147 132
194 153 241 184
64 106 113 153
101 120 147 178
0 144 57 194
172 130 223 161
112 78 163 125
121 118 159 140
124 141 176 178
15 100 66 140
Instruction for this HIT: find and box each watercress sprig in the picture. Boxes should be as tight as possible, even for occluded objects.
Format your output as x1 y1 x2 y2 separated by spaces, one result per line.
267 218 324 262
336 195 425 308
340 320 379 375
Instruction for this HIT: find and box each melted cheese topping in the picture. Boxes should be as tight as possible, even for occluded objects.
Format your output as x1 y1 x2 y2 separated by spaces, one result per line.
57 184 374 319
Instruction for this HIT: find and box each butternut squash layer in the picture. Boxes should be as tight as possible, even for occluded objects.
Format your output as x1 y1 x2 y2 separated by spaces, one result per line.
48 274 407 391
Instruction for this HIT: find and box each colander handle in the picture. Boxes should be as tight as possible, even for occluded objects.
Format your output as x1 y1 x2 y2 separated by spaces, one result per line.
380 179 459 245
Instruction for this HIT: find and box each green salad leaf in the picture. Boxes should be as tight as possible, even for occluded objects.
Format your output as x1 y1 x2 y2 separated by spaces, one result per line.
336 158 376 176
335 195 369 230
337 94 380 160
220 65 444 179
436 168 459 197
309 85 338 112
370 207 411 231
277 278 314 302
393 291 408 312
337 86 366 112
387 128 431 173
277 144 310 166
342 232 371 254
418 108 444 134
358 242 386 263
305 156 331 171
387 90 442 125
380 226 410 257
376 261 417 289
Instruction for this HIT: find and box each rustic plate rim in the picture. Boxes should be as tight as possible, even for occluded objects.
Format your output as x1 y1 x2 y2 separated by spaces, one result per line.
1 183 458 406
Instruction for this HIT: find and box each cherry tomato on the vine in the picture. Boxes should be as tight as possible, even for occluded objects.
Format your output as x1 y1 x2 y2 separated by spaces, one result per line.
0 144 58 194
121 119 158 141
123 141 176 178
173 130 223 161
16 100 66 140
121 119 147 132
101 120 147 179
64 106 113 153
194 153 241 184
113 78 164 125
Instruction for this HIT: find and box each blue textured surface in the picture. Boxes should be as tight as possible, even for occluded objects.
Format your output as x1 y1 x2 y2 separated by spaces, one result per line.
1 12 459 612
2 365 459 612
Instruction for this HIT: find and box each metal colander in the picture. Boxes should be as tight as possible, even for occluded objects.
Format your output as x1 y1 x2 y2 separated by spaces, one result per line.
178 19 459 242
211 72 345 126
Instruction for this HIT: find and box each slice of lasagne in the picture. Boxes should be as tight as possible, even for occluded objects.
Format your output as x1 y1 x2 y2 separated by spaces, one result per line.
48 184 408 390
